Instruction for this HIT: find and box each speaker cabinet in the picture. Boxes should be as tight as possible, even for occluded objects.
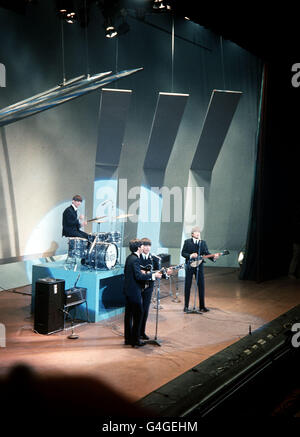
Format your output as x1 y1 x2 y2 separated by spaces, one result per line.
34 279 65 334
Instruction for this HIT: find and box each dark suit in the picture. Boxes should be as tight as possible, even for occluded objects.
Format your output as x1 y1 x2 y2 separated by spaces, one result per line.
139 253 160 337
181 238 214 309
62 205 89 239
123 253 153 345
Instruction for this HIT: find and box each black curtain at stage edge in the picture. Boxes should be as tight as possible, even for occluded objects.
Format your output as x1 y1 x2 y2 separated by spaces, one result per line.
239 60 299 282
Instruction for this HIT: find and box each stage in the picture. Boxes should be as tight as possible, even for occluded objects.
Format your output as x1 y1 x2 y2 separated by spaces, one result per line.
1 266 299 408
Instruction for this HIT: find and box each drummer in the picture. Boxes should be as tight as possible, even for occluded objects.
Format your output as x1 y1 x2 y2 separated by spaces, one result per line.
62 195 91 240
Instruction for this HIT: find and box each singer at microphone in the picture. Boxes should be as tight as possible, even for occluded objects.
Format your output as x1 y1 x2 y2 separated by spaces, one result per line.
181 226 217 313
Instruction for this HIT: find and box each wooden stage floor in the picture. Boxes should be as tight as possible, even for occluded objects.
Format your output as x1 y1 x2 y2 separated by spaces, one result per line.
0 267 299 404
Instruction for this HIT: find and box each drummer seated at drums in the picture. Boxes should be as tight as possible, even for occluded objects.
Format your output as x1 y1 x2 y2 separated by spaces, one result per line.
62 195 93 241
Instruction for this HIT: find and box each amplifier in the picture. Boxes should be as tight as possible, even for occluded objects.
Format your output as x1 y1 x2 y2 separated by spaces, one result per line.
64 287 87 305
157 253 171 267
34 278 65 335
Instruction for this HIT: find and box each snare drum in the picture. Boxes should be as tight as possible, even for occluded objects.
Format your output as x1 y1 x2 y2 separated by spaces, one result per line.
68 237 88 258
84 242 118 270
105 231 121 244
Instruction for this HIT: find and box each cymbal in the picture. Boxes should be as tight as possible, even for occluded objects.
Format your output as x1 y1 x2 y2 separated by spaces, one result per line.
87 216 107 223
114 213 134 220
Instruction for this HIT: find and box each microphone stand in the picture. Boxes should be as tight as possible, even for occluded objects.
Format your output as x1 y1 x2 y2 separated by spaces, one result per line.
61 308 79 339
189 241 202 314
147 256 162 346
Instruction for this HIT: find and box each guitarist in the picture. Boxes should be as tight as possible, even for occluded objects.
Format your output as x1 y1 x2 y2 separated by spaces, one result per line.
181 226 219 313
124 239 162 347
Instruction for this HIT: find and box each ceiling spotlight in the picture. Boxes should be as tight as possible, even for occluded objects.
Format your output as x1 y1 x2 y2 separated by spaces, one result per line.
56 0 77 23
105 22 118 38
153 0 166 10
66 11 76 24
106 26 117 38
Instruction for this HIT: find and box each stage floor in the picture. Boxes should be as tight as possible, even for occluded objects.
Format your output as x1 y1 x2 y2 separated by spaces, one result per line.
0 267 299 403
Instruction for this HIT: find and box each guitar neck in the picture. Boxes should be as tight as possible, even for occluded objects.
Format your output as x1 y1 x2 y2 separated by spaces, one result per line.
202 254 216 259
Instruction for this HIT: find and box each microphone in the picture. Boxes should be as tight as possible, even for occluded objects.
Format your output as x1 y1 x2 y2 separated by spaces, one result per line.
100 199 113 206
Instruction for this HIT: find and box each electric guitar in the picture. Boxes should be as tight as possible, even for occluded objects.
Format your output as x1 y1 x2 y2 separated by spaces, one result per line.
189 250 230 267
143 263 185 279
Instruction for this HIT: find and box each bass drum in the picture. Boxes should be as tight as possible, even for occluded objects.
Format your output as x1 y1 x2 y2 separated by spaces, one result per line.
85 242 118 270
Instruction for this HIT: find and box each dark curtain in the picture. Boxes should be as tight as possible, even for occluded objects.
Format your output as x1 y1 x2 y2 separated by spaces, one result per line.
239 61 297 282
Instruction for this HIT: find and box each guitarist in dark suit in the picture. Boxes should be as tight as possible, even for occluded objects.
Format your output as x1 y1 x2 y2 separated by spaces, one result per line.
181 226 219 313
124 239 162 347
62 195 90 239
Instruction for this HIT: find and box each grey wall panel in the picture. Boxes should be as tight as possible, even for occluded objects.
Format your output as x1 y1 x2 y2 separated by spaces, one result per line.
95 164 118 181
95 88 132 167
191 90 242 171
143 92 189 170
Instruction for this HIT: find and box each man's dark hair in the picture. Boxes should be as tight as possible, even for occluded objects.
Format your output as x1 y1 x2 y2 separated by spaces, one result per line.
140 237 151 246
129 239 142 253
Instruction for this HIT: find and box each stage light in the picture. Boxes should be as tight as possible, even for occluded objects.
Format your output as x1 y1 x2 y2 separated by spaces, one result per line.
153 0 166 10
66 11 76 24
105 25 118 38
238 250 245 266
56 0 77 23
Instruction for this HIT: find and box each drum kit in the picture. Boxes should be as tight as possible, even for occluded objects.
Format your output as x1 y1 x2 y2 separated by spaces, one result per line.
66 213 132 270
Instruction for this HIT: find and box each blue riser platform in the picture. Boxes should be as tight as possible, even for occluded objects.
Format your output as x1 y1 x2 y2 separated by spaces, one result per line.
31 262 125 322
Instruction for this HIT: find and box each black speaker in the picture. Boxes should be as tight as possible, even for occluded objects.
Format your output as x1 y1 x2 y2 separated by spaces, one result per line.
34 278 65 334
